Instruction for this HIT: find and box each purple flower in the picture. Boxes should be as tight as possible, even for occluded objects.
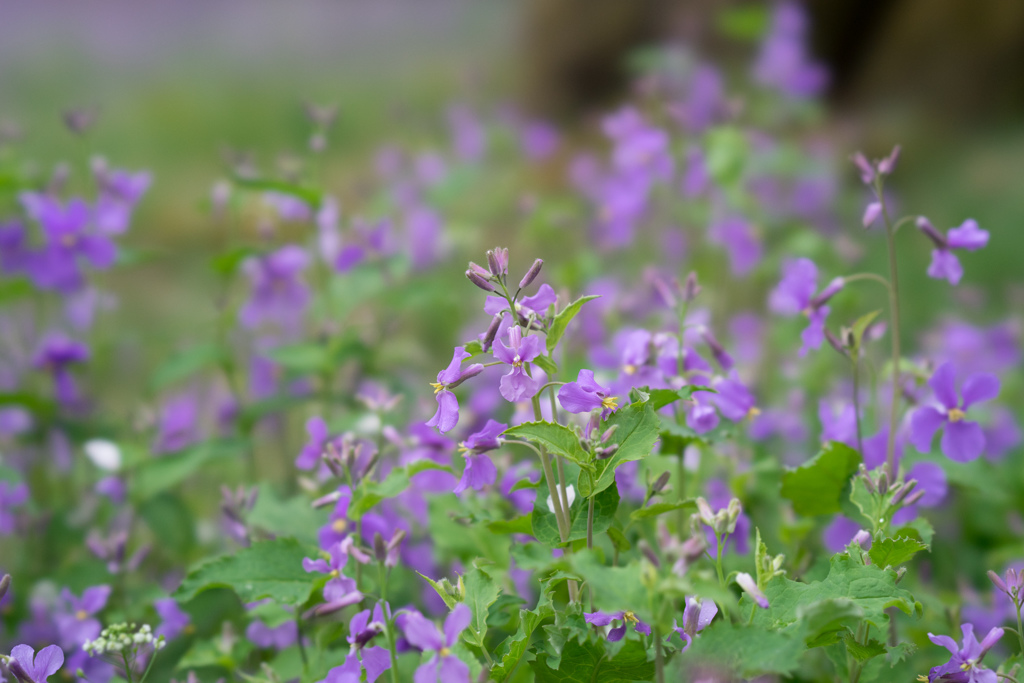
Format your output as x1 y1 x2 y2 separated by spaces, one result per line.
56 585 110 649
154 393 199 454
584 610 651 642
303 544 363 616
892 461 949 525
708 216 761 276
239 246 309 330
154 598 191 640
346 606 392 683
0 482 28 535
454 420 505 496
910 362 999 462
246 620 298 650
823 515 872 553
93 166 151 235
753 1 828 98
917 218 989 286
927 624 1002 683
401 603 472 683
296 416 331 470
557 369 618 418
427 347 483 433
673 597 718 651
493 327 543 403
768 258 844 356
709 374 756 422
819 400 857 448
20 194 117 292
317 654 363 683
6 645 64 683
736 572 769 609
32 334 89 405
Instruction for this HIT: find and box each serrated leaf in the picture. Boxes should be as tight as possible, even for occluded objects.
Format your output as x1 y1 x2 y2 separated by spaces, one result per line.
546 295 600 355
489 609 544 682
581 400 660 497
886 641 917 666
417 572 459 610
867 536 928 569
844 633 886 662
893 517 934 547
464 566 500 641
629 500 696 521
247 484 329 545
530 638 653 683
746 553 921 635
780 441 862 516
174 538 316 605
504 421 588 466
796 599 864 648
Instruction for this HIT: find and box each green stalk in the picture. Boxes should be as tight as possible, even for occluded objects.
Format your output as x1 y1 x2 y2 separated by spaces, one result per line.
878 184 902 478
379 564 401 683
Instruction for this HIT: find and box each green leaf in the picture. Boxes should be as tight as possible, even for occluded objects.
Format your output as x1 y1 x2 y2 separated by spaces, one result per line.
417 572 459 611
247 484 329 546
347 462 449 520
893 517 934 547
211 246 260 277
747 553 921 635
705 126 748 186
646 385 711 411
844 633 886 662
178 638 253 671
569 551 647 619
489 610 544 682
546 295 600 355
685 622 804 678
531 638 654 683
531 467 619 547
886 641 917 666
152 344 227 390
780 441 862 516
533 354 559 377
849 310 882 353
174 538 316 605
464 566 500 641
629 500 696 521
463 339 484 356
716 5 770 40
487 515 533 535
867 536 928 569
582 399 660 497
232 175 323 208
796 598 865 648
504 421 588 466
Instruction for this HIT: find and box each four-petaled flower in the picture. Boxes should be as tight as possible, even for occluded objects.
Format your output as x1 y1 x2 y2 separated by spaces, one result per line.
402 603 472 683
5 644 64 683
454 420 505 495
768 258 843 356
557 369 618 418
926 624 1002 683
427 347 483 433
584 610 652 641
673 597 718 651
303 544 363 616
910 361 999 462
916 218 989 286
494 327 543 402
55 585 110 649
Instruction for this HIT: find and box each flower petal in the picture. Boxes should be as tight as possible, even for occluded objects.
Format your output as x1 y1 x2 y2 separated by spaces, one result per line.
961 373 1000 409
928 362 959 410
941 419 985 463
438 654 470 683
444 604 472 646
402 613 444 652
927 632 959 656
909 406 946 453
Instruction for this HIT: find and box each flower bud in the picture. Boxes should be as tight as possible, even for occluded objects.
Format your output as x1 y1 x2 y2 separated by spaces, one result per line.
877 471 889 496
809 277 845 309
466 270 495 292
683 271 701 302
600 425 619 443
895 566 907 584
852 530 871 547
0 574 10 601
651 471 671 495
825 329 848 357
988 570 1008 594
700 327 734 370
878 145 900 175
638 540 661 568
695 497 715 526
481 315 502 352
468 261 490 278
486 248 509 276
519 259 543 288
902 489 925 507
890 479 917 507
63 107 99 135
725 498 743 534
651 276 677 309
736 572 769 609
916 217 947 249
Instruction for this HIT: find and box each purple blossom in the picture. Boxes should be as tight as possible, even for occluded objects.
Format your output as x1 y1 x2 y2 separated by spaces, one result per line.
768 258 844 356
246 620 298 650
709 374 756 422
6 645 64 683
93 166 151 235
154 598 190 640
493 327 543 403
454 420 505 495
557 369 618 418
823 516 872 553
401 603 472 683
427 347 483 433
736 572 769 609
153 393 199 454
917 218 989 285
239 246 309 330
708 216 761 276
926 624 1002 683
818 400 857 448
303 544 363 616
0 482 28 535
584 610 651 642
673 597 717 651
910 362 999 462
296 416 331 470
32 334 89 405
20 194 117 292
56 585 110 649
316 655 363 683
752 1 828 98
345 606 392 683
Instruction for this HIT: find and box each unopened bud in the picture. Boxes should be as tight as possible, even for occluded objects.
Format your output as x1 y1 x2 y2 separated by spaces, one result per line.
989 570 1008 594
600 425 618 443
695 497 715 526
519 259 543 288
373 533 387 562
725 498 743 534
638 540 661 568
683 271 701 302
651 276 677 309
895 566 907 584
890 479 916 506
481 315 502 352
916 217 947 249
860 471 877 494
466 270 495 292
852 530 871 547
0 574 10 601
902 489 925 507
877 471 889 496
596 444 618 460
468 261 490 278
651 471 671 495
63 107 98 135
809 277 845 309
825 329 848 357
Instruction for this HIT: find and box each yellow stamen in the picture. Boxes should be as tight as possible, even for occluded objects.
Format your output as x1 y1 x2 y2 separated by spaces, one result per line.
332 519 348 533
948 407 966 423
76 610 88 620
623 364 637 375
439 647 451 658
623 611 639 624
61 234 77 248
602 396 619 411
746 406 761 420
430 381 445 395
329 569 340 578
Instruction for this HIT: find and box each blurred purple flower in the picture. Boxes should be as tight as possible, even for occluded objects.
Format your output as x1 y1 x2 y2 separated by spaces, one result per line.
769 258 844 355
402 604 472 683
917 218 989 285
910 362 999 462
154 598 190 640
32 334 89 406
585 610 651 642
239 246 309 330
6 644 64 683
0 482 28 535
753 1 828 98
454 419 505 495
55 585 110 649
926 624 1002 683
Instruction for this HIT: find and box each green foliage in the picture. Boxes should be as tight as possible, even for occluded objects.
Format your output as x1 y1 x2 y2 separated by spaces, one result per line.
504 421 588 466
685 622 805 678
530 638 654 683
546 295 601 356
489 609 546 682
133 438 248 500
151 344 228 389
464 566 501 642
531 470 620 546
780 441 861 516
581 399 660 497
175 538 317 606
349 460 452 519
628 499 695 521
867 536 929 569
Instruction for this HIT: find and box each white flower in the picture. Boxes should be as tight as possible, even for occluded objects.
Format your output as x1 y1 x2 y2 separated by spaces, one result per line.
546 484 576 513
84 439 122 471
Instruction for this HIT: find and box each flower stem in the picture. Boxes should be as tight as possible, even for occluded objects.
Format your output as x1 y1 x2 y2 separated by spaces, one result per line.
852 356 864 455
379 564 401 683
878 183 902 478
1015 596 1024 656
586 495 595 550
654 627 666 683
